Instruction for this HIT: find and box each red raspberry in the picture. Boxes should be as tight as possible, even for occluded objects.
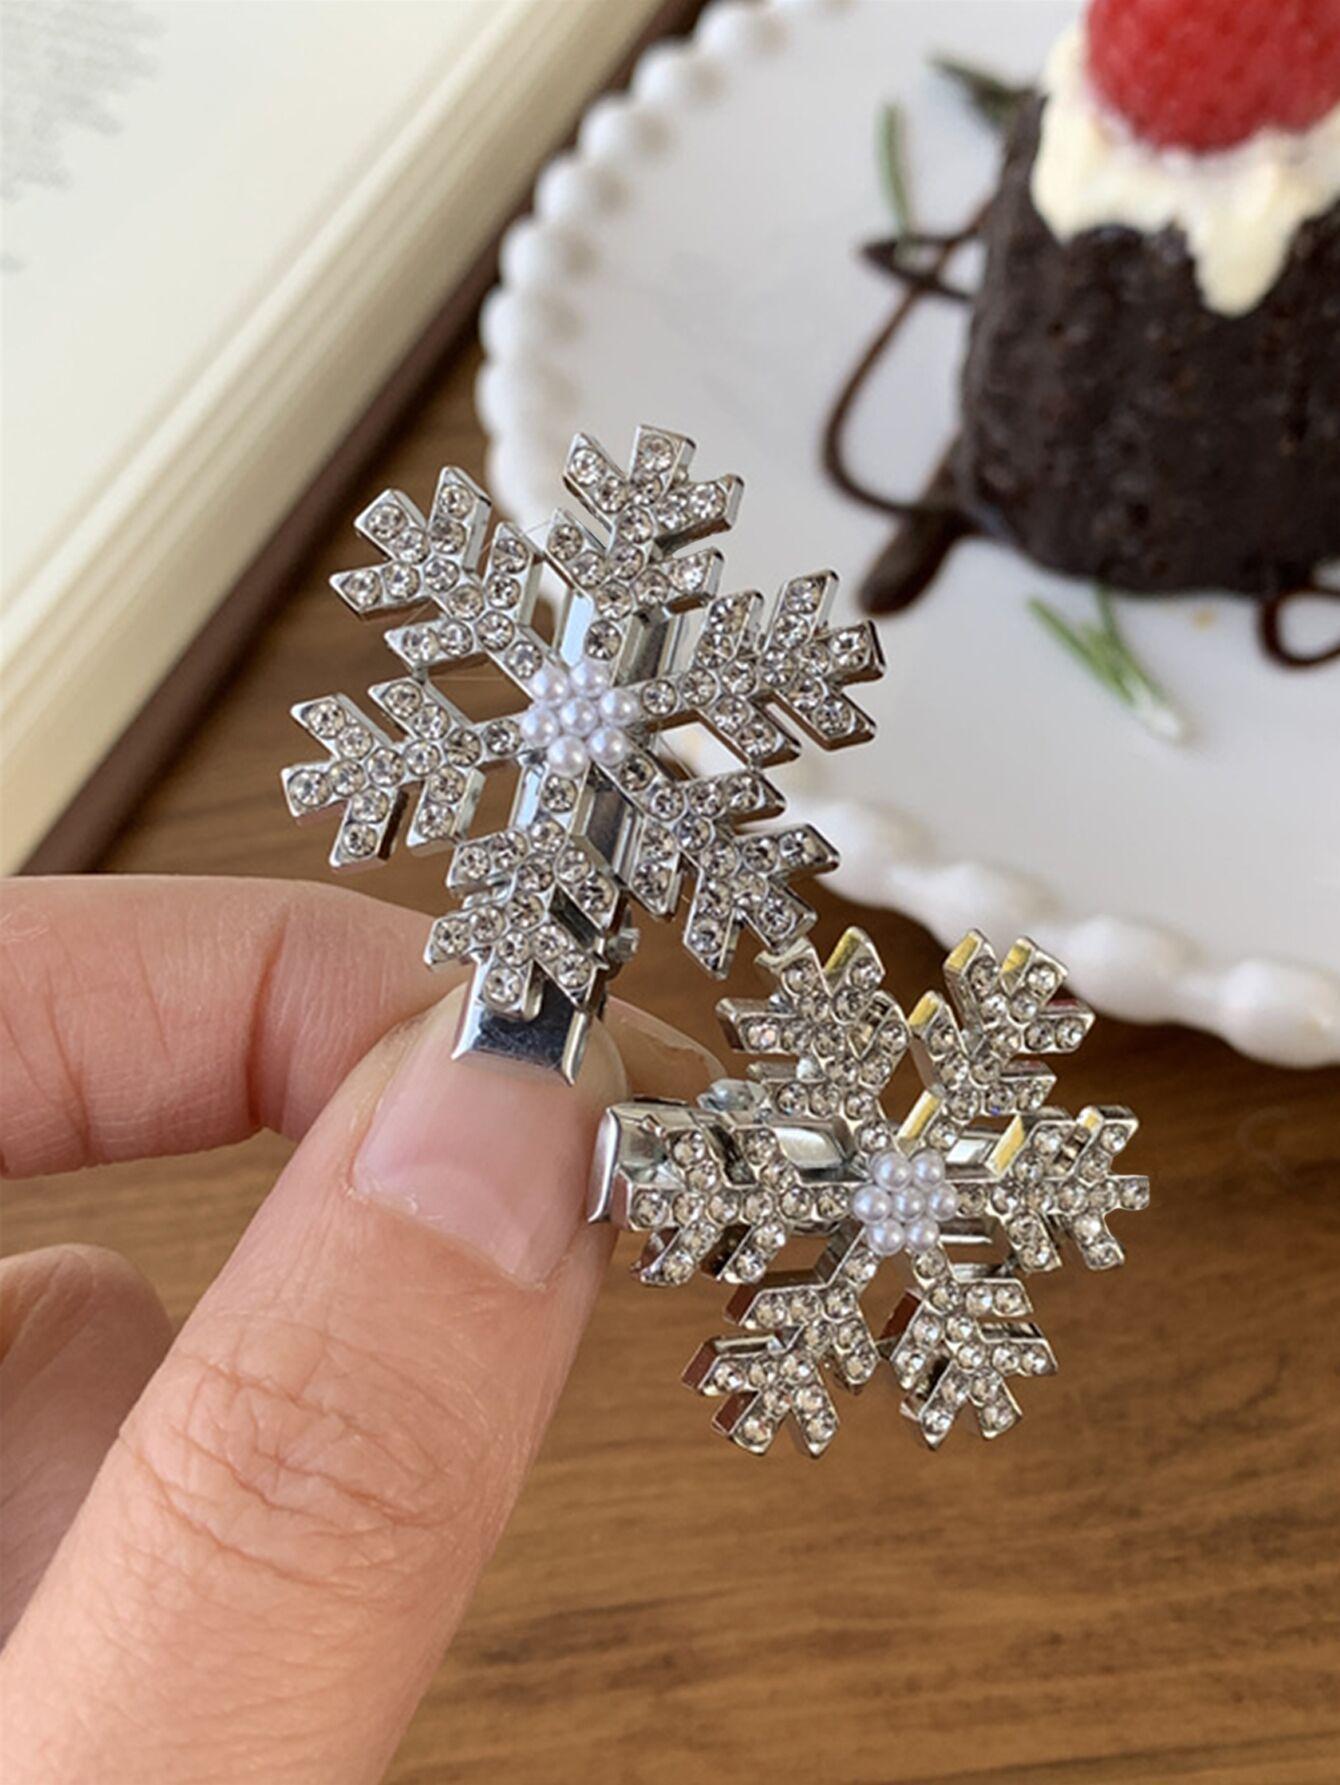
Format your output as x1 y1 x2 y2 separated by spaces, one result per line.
1086 0 1340 151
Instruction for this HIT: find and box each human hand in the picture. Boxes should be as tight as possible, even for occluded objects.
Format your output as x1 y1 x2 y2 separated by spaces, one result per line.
0 876 715 1784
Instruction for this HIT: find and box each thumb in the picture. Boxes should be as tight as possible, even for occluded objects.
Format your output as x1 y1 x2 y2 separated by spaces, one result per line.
2 990 684 1785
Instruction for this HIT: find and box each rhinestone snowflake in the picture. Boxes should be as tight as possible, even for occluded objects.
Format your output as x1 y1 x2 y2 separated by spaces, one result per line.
283 427 882 1077
590 927 1148 1455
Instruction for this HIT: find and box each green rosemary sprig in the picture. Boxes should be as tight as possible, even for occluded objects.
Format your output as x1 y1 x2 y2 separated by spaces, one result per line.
1028 589 1188 744
932 54 1031 135
877 102 916 235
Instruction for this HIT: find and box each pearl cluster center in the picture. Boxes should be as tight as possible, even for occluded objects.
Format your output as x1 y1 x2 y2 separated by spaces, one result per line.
852 1146 958 1258
519 658 640 779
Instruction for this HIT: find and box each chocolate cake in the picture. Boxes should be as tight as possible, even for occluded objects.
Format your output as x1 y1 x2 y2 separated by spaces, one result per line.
954 97 1340 595
834 4 1340 632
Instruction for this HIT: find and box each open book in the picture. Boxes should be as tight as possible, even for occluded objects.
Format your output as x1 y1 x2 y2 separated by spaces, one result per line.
1 0 672 872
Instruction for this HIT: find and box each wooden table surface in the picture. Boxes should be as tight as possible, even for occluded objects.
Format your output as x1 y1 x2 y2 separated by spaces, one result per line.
7 344 1340 1785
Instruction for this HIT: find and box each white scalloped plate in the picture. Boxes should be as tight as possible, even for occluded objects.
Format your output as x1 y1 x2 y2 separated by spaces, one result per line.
478 0 1340 1067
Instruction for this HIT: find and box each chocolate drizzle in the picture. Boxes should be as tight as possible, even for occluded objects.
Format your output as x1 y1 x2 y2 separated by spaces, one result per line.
821 213 986 613
840 451 973 615
1258 579 1340 669
860 235 977 305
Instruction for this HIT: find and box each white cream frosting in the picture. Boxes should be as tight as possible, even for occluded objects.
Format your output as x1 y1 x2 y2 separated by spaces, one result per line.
1031 25 1340 315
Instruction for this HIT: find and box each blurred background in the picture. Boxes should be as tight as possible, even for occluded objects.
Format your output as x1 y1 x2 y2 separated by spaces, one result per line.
3 3 1338 1782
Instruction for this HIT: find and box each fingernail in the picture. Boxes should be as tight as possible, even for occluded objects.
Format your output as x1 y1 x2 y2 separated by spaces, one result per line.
353 988 626 1287
608 1003 723 1100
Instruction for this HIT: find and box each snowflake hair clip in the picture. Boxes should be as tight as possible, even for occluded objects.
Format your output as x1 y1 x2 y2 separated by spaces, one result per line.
591 925 1148 1455
283 424 1147 1456
283 425 882 1079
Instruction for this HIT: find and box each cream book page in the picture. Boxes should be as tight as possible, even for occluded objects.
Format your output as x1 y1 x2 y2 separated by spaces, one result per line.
1 0 663 870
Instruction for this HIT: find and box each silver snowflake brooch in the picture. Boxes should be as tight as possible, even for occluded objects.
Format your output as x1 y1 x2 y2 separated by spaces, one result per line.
589 926 1149 1455
282 423 1147 1456
283 426 881 1079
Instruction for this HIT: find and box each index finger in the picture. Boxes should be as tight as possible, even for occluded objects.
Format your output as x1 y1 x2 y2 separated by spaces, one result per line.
1 877 441 1178
0 877 717 1179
